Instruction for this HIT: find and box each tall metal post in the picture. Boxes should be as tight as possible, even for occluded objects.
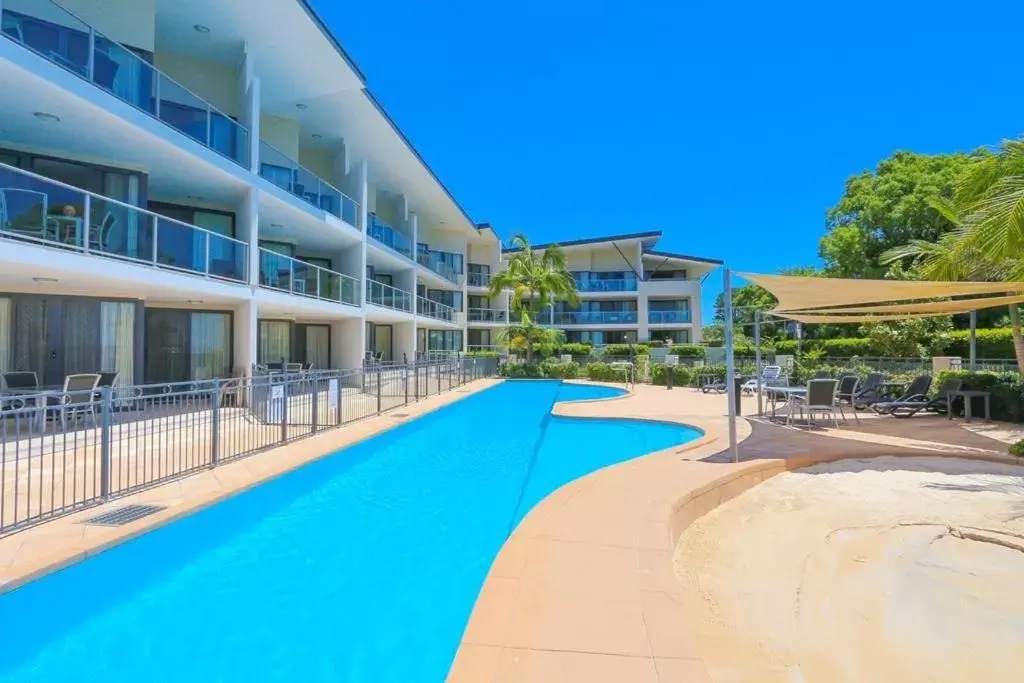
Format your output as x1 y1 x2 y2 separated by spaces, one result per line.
211 378 220 465
754 310 763 417
724 269 739 462
969 310 977 371
100 387 113 499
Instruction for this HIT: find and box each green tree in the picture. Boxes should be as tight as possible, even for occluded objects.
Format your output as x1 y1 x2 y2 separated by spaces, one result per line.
490 233 578 363
821 150 977 278
880 138 1024 371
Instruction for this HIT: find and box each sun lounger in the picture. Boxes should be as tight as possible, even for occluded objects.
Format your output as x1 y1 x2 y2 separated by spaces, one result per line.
888 379 962 418
872 375 933 415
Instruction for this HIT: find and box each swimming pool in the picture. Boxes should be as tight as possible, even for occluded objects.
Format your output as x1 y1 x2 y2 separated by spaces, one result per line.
0 380 701 683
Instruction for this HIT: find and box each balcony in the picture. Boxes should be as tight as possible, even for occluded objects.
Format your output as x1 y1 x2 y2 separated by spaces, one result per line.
648 310 692 324
468 308 507 323
367 214 413 259
574 277 638 292
467 271 492 288
553 311 638 325
259 142 358 224
366 279 412 313
417 296 456 323
2 1 250 168
417 252 463 285
0 161 248 282
258 250 358 306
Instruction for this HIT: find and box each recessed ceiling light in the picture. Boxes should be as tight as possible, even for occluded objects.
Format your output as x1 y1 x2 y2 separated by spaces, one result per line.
311 133 322 140
193 24 210 33
32 276 58 283
296 103 308 110
33 112 60 123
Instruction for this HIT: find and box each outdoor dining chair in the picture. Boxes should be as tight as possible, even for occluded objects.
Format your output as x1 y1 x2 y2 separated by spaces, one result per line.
804 378 841 427
47 373 102 431
835 374 861 424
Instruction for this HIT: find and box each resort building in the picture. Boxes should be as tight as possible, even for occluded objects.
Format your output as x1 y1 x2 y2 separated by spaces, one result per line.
501 231 720 347
0 0 487 385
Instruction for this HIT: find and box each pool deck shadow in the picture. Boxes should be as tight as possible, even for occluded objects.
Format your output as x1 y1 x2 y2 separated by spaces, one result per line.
448 385 1023 683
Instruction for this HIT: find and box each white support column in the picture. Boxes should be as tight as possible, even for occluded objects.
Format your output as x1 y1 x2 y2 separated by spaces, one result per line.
636 241 644 281
233 300 257 376
239 43 261 174
410 213 418 254
969 310 977 371
357 159 369 306
237 188 260 291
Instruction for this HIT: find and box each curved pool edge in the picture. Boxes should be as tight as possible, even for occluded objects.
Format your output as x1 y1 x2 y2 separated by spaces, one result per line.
0 378 506 596
449 386 1024 683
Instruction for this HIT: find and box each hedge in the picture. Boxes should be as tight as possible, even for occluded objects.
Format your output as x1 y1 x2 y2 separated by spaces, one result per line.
603 343 650 356
767 330 1017 359
557 343 593 356
501 363 543 378
933 370 1024 422
540 358 581 379
466 350 500 357
943 329 1015 359
669 344 706 358
586 362 629 382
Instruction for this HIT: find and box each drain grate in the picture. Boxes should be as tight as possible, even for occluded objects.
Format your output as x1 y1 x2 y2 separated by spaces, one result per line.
84 504 166 526
391 413 410 418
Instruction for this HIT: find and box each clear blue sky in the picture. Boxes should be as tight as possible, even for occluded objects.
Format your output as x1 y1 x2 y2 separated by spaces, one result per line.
315 0 1024 324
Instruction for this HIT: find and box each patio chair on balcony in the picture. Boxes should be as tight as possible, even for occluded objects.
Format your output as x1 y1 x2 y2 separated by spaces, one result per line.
47 373 102 431
1 371 40 412
872 375 934 416
89 212 117 252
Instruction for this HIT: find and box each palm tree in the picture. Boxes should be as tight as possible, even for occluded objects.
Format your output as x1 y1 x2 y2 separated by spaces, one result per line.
489 233 579 363
881 137 1024 371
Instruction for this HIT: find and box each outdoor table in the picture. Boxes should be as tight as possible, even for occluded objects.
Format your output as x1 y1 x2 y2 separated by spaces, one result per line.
764 386 806 418
946 389 991 423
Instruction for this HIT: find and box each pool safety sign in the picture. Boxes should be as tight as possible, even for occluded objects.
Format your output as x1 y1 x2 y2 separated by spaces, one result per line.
267 384 284 422
328 379 339 410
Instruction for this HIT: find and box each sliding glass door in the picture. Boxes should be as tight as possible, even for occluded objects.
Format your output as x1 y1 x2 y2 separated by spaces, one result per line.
145 309 233 384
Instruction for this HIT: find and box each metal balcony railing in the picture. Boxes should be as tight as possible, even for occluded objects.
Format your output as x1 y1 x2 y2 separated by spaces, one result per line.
552 311 638 325
467 308 507 323
648 310 692 324
259 141 358 225
258 249 359 305
417 252 463 285
574 277 638 292
367 214 413 259
417 296 456 322
366 279 413 312
2 0 250 167
0 162 248 282
467 271 491 287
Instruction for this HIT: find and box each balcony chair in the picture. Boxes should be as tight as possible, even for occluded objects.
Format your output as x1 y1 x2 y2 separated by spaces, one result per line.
47 373 102 431
1 371 40 412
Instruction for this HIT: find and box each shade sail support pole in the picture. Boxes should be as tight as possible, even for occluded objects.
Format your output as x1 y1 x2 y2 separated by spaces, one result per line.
724 268 738 462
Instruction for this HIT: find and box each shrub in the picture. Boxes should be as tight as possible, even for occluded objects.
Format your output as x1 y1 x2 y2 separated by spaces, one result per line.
502 363 542 379
466 350 499 357
586 362 628 382
540 358 581 379
1009 440 1024 457
557 342 593 357
933 370 1024 422
603 343 650 356
670 344 706 358
944 329 1016 359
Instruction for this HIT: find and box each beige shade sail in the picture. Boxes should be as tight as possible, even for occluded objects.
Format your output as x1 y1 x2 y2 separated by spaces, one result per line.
741 273 1024 312
772 293 1024 317
779 312 948 324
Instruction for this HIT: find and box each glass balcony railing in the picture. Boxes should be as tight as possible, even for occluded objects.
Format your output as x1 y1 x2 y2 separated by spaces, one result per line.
467 271 491 287
366 214 413 259
574 277 638 292
258 249 358 306
467 308 506 323
552 311 638 325
0 161 248 282
2 1 250 167
417 296 456 323
648 310 692 324
259 142 358 224
417 252 463 285
366 279 412 313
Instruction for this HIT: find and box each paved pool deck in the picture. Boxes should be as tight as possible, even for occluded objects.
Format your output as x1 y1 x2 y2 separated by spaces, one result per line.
0 379 1019 683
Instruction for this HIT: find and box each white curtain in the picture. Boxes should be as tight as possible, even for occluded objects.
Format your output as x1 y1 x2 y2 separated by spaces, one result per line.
0 298 10 375
259 321 291 365
101 302 135 397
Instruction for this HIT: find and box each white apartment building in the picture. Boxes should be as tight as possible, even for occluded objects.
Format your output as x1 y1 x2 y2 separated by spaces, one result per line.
0 0 506 387
481 231 720 349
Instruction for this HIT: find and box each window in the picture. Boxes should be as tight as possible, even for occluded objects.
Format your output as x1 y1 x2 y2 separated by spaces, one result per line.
146 309 232 383
258 320 291 365
428 290 462 311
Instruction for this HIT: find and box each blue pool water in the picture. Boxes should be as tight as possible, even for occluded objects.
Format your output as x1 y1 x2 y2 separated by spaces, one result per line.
0 381 700 683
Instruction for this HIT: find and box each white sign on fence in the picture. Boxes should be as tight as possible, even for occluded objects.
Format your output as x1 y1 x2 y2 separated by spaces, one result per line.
267 384 284 422
560 354 572 363
666 354 679 367
328 378 339 410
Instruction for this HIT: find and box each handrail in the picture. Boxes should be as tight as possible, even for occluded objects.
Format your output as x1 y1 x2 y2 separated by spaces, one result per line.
2 1 250 166
0 161 248 282
367 214 413 258
258 249 359 305
648 310 692 324
417 251 462 284
417 296 456 322
467 271 492 287
258 140 359 223
467 308 507 322
574 277 638 292
365 279 413 312
552 311 638 325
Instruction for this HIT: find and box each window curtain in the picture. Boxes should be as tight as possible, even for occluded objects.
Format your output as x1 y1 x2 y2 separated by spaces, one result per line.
101 302 135 397
0 298 10 375
305 327 330 369
62 300 101 377
259 321 291 365
191 313 231 380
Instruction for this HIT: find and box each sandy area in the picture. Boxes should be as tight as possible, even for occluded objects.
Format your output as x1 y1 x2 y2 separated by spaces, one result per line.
674 457 1024 683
